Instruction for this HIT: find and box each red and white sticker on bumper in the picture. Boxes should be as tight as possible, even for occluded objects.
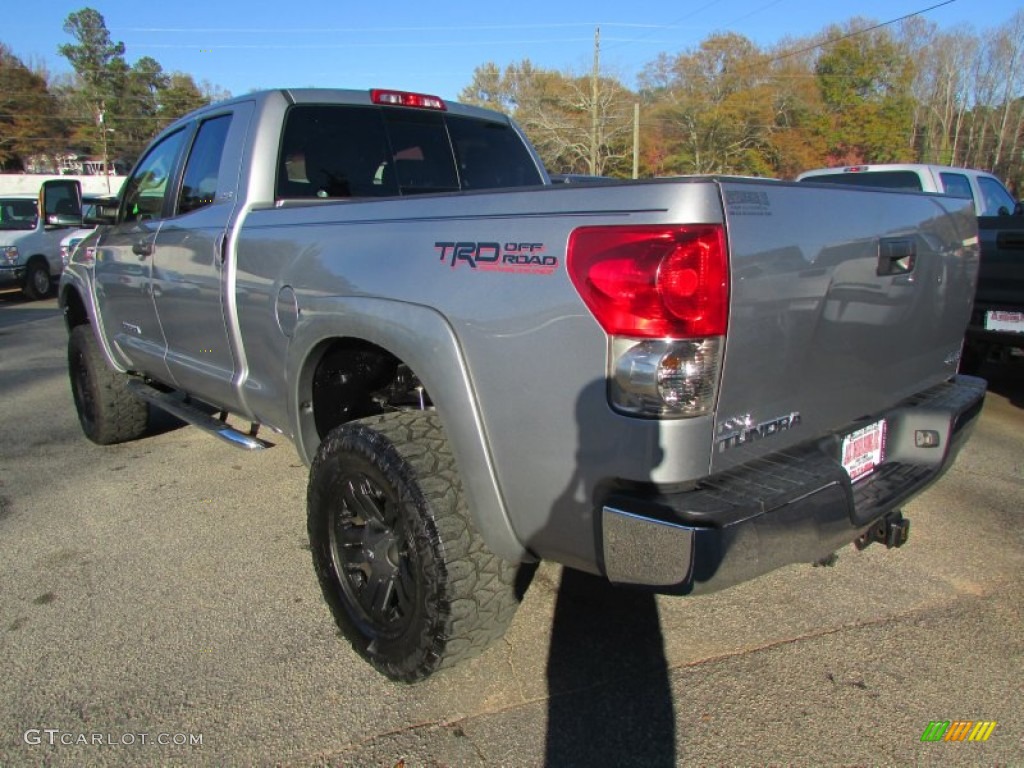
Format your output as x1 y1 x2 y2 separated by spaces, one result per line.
984 310 1024 333
842 419 887 483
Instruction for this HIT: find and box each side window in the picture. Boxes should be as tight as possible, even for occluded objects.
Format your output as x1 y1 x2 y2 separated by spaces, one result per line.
977 176 1017 216
42 180 82 221
178 114 232 215
121 128 188 223
939 173 973 200
0 199 37 230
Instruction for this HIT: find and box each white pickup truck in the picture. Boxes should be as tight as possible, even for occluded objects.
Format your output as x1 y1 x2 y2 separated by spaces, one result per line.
796 163 1019 216
0 186 85 299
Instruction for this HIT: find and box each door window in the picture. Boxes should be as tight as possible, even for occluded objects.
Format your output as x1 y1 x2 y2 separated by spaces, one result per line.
120 128 188 223
178 114 232 215
977 176 1016 216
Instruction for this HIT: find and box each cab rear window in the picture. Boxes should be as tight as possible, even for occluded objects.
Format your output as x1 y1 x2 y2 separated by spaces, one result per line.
276 104 541 199
800 171 924 190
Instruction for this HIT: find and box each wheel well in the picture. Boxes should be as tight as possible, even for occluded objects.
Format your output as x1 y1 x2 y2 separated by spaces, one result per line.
61 286 90 331
26 255 49 272
306 338 432 441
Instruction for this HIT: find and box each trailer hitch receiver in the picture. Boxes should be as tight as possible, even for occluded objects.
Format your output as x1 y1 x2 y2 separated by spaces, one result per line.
855 511 910 551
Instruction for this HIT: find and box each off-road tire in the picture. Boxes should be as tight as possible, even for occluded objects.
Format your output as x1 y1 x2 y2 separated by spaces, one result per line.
23 258 51 300
68 325 149 445
308 411 519 682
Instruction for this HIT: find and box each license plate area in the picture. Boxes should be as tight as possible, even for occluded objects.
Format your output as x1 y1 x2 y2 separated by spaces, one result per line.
841 419 886 483
984 310 1024 333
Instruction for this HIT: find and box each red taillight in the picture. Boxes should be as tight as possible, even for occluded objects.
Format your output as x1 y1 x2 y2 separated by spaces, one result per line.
370 89 446 111
567 225 728 338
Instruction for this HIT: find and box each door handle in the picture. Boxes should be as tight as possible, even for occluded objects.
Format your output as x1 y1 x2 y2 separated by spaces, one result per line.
132 241 153 258
215 232 227 265
877 238 915 276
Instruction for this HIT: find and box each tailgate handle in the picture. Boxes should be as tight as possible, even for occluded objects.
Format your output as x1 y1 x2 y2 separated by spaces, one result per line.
877 238 915 276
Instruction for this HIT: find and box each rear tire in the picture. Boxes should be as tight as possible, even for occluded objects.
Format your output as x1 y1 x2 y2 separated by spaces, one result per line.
307 411 519 682
23 259 51 300
68 325 149 445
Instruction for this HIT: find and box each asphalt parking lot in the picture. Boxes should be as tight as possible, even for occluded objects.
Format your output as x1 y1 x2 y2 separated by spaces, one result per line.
0 289 1022 767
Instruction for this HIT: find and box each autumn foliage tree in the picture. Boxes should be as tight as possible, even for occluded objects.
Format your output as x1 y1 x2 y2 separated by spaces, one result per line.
0 44 63 170
0 7 1021 189
814 21 916 164
460 59 635 175
55 7 216 165
639 33 777 175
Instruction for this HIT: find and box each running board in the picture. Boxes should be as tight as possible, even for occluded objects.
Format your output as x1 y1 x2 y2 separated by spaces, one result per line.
127 380 273 450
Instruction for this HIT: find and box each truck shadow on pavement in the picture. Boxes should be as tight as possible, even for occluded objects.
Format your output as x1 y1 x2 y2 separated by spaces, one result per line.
541 378 677 766
976 357 1024 408
544 569 676 767
0 290 61 329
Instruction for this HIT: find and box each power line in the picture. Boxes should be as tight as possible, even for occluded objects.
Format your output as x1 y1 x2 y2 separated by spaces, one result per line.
766 0 958 64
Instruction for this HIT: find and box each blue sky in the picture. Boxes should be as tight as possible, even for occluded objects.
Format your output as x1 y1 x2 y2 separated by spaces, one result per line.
5 0 1021 101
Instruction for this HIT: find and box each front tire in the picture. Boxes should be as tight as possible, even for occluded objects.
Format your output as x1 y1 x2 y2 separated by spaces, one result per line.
308 411 519 682
68 325 149 445
23 259 51 300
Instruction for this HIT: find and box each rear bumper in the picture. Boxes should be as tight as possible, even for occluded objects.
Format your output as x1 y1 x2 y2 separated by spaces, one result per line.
600 375 986 594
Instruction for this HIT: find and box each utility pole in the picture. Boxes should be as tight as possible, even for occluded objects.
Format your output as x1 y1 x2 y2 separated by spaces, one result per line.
97 106 111 194
590 26 600 175
633 102 640 179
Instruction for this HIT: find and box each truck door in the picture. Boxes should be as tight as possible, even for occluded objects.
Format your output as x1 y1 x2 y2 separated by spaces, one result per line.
93 127 189 381
150 109 245 410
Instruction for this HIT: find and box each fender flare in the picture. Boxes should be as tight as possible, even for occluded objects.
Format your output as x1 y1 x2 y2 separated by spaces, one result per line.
58 271 131 373
285 295 528 563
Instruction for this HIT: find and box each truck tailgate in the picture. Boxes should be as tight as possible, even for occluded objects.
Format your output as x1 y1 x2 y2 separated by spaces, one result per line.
976 217 1024 308
712 182 978 473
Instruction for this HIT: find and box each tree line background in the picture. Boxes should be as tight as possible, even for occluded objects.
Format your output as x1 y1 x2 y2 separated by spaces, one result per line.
1 7 1022 192
0 8 226 174
462 11 1024 191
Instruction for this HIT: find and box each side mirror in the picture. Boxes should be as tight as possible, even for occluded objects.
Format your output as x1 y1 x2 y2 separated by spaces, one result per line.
46 213 85 227
83 197 119 225
40 178 83 228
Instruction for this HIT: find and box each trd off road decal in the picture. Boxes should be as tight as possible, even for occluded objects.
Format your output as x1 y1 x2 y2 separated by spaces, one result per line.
434 241 559 274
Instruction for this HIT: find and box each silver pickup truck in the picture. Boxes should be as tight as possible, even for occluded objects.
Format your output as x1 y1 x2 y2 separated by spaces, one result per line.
59 88 986 682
